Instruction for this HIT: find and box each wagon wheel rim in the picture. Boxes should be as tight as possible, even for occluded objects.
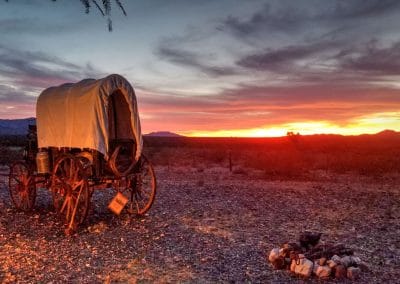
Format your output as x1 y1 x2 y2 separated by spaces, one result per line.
51 155 90 230
128 155 156 215
8 161 36 211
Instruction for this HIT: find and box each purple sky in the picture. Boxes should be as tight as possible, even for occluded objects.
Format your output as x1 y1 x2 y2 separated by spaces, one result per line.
1 0 399 136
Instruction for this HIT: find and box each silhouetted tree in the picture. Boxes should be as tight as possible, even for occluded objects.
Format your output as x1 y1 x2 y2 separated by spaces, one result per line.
4 0 127 31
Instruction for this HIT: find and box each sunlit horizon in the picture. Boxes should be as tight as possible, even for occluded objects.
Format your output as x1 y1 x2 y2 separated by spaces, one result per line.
180 112 400 137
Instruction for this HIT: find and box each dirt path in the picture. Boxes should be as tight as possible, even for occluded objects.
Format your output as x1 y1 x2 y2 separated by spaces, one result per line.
0 166 399 283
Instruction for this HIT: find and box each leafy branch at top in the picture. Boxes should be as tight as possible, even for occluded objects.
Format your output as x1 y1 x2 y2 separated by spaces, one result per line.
4 0 127 32
80 0 127 31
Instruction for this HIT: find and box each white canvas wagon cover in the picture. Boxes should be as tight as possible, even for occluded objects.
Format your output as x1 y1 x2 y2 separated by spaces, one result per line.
36 74 143 160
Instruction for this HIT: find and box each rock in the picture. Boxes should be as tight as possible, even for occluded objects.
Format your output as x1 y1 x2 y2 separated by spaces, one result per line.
327 260 337 269
299 231 322 249
282 242 302 253
318 257 327 266
290 258 296 273
313 262 319 274
352 256 362 265
340 255 354 267
335 264 347 279
268 248 286 269
279 248 286 257
347 266 361 280
314 263 331 278
331 255 341 264
290 255 313 278
268 248 280 263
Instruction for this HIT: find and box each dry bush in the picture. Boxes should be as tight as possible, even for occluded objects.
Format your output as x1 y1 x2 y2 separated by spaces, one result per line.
0 145 23 164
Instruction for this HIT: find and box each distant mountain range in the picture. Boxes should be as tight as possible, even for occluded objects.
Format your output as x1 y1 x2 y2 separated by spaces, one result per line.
0 118 36 135
0 118 184 137
145 131 184 137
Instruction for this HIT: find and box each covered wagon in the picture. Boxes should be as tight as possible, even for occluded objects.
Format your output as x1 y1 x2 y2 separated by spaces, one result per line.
8 74 156 234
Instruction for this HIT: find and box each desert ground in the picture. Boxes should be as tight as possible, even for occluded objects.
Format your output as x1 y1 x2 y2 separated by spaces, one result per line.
0 135 399 283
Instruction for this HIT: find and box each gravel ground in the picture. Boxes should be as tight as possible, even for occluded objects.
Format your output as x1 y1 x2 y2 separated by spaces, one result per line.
0 165 399 283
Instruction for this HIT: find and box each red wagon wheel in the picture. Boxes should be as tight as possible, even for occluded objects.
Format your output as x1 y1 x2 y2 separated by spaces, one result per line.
8 161 36 211
51 154 90 234
126 155 156 215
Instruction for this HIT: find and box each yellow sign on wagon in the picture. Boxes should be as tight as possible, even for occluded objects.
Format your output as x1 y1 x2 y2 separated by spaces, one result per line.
108 192 128 215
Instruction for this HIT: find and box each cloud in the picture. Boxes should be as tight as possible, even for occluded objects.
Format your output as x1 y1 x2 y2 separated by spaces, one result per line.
0 84 36 104
236 41 334 72
223 0 400 38
223 3 306 37
0 45 105 118
326 0 400 19
0 45 104 89
0 84 37 118
339 41 400 75
156 44 238 77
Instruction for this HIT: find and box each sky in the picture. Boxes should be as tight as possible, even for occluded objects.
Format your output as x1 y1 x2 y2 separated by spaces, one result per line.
0 0 400 137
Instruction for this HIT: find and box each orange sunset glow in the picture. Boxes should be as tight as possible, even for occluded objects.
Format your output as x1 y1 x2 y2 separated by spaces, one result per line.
1 1 400 137
183 112 400 137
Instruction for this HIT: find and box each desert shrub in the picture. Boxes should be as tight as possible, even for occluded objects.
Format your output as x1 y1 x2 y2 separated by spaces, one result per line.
0 145 23 164
143 136 400 179
201 148 227 164
232 166 247 175
196 179 205 187
234 149 310 179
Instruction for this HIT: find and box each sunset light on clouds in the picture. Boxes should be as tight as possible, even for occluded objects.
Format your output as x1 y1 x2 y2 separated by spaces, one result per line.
1 0 400 136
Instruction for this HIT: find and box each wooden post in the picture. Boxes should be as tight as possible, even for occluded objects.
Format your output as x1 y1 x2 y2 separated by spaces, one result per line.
229 150 232 173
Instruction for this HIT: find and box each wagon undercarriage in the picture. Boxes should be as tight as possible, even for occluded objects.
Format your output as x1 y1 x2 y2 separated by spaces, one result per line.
9 148 156 235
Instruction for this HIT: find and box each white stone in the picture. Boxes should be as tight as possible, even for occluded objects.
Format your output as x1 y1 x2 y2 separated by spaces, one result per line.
313 262 319 274
290 259 297 273
352 256 362 265
331 254 341 264
268 248 280 263
340 256 353 267
279 248 286 257
327 260 337 269
291 255 313 278
315 265 331 278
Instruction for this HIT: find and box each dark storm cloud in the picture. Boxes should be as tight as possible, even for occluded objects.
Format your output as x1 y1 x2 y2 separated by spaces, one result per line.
0 84 35 104
223 3 305 36
0 45 104 89
0 45 105 117
236 41 335 71
223 0 400 37
339 41 400 75
327 0 400 19
156 45 237 77
218 83 400 107
235 39 400 85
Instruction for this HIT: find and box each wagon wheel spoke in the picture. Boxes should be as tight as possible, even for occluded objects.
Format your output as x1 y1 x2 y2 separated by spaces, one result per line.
51 154 91 235
126 155 156 216
8 161 36 212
